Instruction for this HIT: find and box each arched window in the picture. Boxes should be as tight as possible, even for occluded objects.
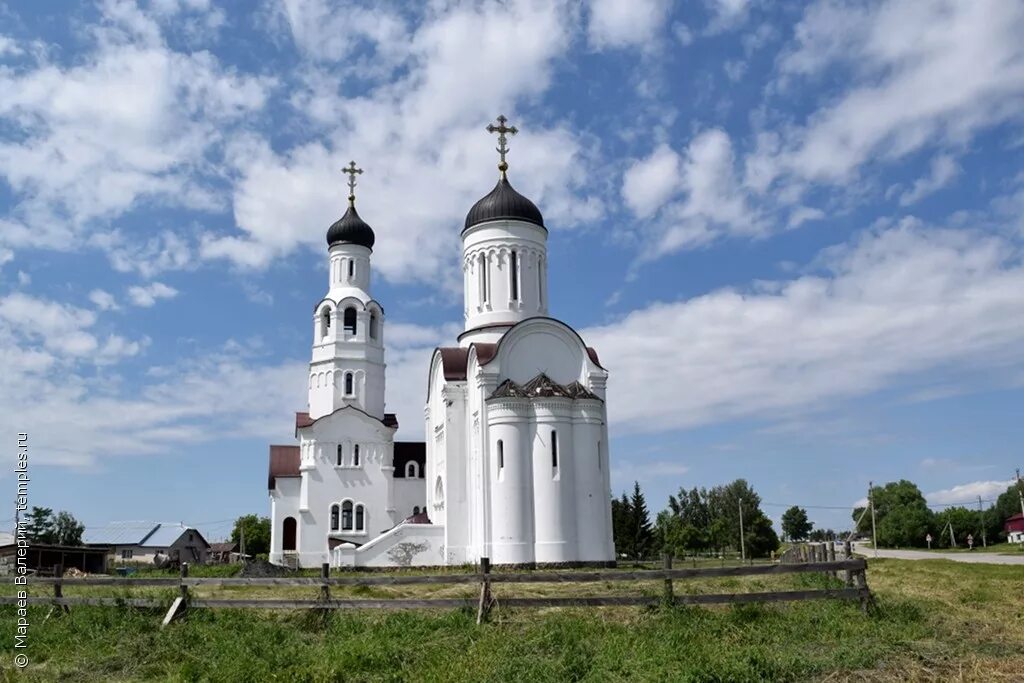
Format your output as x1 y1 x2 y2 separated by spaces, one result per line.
341 501 353 531
597 439 601 471
405 461 419 478
413 506 420 515
320 308 331 338
344 372 354 396
353 444 360 466
330 504 339 531
355 504 365 531
336 444 343 467
434 476 444 503
369 312 378 340
343 307 357 335
497 439 504 471
348 259 354 279
551 430 558 469
509 250 519 301
282 517 297 551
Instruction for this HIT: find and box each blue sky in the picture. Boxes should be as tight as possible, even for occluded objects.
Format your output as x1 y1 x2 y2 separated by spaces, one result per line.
2 0 1023 542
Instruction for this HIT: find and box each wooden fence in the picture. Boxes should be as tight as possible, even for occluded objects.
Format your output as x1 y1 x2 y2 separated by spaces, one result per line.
3 557 873 626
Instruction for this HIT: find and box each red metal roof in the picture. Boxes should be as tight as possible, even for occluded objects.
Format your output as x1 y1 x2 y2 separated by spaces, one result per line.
268 445 300 490
1005 512 1024 533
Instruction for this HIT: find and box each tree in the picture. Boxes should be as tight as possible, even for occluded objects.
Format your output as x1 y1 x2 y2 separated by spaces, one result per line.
626 481 654 559
745 512 780 557
706 479 776 555
24 507 56 544
231 515 271 556
934 506 985 548
611 493 631 557
781 506 813 541
53 511 84 545
852 480 934 548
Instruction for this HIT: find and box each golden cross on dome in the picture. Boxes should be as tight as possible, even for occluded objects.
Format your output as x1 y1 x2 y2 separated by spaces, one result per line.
341 161 363 206
486 114 518 177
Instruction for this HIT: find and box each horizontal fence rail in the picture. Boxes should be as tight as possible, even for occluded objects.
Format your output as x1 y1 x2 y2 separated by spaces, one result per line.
7 557 873 626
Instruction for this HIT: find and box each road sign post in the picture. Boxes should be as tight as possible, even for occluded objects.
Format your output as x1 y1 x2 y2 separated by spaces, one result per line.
926 533 932 549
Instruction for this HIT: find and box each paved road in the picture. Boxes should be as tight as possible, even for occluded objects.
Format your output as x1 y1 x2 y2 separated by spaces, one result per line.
852 543 1024 565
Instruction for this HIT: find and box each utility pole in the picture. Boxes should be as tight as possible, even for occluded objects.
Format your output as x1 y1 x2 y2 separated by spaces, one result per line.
978 495 987 548
738 497 746 563
869 481 878 558
949 521 956 548
240 526 246 558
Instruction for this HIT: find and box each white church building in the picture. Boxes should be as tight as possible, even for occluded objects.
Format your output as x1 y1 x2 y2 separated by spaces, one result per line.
268 118 615 568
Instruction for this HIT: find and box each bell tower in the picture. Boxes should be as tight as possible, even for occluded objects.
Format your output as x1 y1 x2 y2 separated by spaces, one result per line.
308 161 386 419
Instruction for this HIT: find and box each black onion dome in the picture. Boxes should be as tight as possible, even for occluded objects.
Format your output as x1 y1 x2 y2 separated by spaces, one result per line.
327 204 375 250
464 176 545 232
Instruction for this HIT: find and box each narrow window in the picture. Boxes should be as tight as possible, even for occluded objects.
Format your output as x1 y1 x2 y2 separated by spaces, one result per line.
348 259 354 279
336 444 343 466
369 312 378 339
330 504 339 531
353 444 360 466
341 501 353 531
355 505 365 531
538 255 544 307
597 440 602 471
551 430 558 469
510 251 519 301
497 439 504 470
480 253 489 304
343 307 357 335
405 461 419 478
413 506 420 515
344 372 354 396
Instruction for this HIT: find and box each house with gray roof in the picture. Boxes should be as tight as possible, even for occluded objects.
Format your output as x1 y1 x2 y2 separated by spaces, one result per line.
85 522 210 565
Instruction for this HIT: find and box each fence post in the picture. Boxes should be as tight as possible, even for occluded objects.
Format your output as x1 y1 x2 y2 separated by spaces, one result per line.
48 564 70 618
162 562 189 628
662 554 674 606
853 567 873 614
320 563 330 602
827 541 836 579
844 540 854 587
476 557 492 624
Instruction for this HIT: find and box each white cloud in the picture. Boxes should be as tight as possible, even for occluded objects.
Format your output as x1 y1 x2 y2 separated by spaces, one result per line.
0 292 142 367
585 219 1024 435
0 1 271 258
622 144 682 218
588 0 672 49
206 0 601 281
757 0 1024 188
926 480 1015 505
703 0 751 33
650 129 762 256
89 289 119 311
127 282 179 307
899 154 960 206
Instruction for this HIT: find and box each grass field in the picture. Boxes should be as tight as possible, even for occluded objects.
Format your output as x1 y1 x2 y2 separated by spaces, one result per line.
1 559 1022 681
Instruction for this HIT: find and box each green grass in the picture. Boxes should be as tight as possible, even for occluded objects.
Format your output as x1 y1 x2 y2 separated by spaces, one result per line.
2 559 1023 681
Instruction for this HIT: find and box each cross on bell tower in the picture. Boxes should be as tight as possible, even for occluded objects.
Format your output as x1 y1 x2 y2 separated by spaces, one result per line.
341 160 363 206
486 114 518 178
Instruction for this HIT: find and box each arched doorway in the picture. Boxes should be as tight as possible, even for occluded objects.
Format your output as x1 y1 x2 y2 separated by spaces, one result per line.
283 517 297 551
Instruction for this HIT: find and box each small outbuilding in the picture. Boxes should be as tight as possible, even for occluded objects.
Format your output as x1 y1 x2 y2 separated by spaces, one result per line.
1005 513 1024 544
0 543 110 575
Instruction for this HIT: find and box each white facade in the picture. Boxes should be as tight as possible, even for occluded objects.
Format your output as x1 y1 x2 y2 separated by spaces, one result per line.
268 162 615 568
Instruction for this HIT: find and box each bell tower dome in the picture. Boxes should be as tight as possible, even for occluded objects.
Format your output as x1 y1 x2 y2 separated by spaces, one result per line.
308 161 387 419
460 115 549 346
